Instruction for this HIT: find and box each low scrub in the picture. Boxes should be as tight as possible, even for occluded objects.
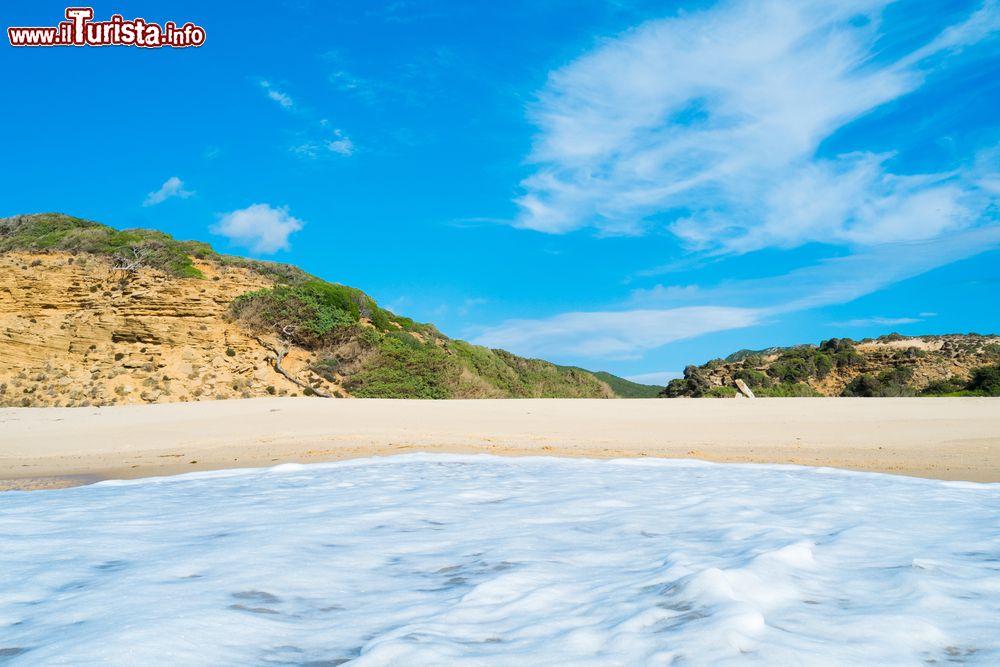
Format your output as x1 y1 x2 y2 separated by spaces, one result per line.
841 366 916 397
920 364 1000 397
0 213 207 278
229 283 359 348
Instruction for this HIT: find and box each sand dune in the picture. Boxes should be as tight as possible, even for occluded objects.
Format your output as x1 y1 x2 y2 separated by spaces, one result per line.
2 397 999 489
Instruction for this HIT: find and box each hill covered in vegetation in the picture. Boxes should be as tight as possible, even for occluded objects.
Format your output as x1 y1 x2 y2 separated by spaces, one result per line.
0 213 649 406
661 334 1000 398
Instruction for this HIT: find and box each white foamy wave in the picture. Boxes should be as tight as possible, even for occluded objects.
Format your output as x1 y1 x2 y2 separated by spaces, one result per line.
1 455 998 665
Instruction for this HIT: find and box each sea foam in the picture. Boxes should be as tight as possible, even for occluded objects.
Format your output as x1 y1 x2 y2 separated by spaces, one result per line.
1 455 998 665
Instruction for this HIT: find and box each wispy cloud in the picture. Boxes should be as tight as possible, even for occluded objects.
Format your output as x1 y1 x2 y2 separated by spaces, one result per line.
830 316 923 328
514 0 999 251
212 204 305 254
257 77 356 157
474 226 1000 361
477 1 1000 364
260 80 294 109
326 129 355 156
474 306 761 360
629 228 1000 313
290 128 356 159
143 176 193 207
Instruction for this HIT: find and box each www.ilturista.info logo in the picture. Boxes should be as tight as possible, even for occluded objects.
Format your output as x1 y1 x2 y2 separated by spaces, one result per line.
8 8 205 48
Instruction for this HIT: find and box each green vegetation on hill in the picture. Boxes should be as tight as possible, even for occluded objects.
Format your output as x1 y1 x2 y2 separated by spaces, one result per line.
586 371 662 398
0 213 210 278
0 212 318 286
662 334 1000 398
916 364 1000 397
1 213 646 400
224 256 621 398
343 338 609 399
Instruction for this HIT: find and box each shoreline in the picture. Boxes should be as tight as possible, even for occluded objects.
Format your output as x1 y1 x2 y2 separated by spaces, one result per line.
2 397 999 490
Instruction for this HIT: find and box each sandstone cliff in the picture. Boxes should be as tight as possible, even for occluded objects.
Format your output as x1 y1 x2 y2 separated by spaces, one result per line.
0 251 318 407
1 213 657 406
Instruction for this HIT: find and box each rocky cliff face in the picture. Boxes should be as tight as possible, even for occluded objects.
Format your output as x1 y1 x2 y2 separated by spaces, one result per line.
0 252 319 407
662 334 1000 398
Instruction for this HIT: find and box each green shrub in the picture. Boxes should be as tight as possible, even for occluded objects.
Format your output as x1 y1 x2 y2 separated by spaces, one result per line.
841 374 880 397
300 280 363 320
771 356 812 383
820 339 863 369
755 383 822 397
230 284 357 347
661 378 690 397
310 356 342 382
704 386 737 398
968 364 1000 396
919 376 966 396
768 347 835 383
733 369 771 389
841 366 915 397
358 326 382 346
682 365 711 396
0 213 204 278
346 335 454 398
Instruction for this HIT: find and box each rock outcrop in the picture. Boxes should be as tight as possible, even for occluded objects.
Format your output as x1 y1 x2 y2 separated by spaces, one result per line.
0 252 317 407
661 334 1000 398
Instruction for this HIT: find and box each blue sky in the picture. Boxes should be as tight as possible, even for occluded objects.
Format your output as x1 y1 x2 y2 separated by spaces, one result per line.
2 0 998 383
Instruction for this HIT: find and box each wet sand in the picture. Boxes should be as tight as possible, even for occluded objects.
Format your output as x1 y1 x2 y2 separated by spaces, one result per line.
1 397 998 490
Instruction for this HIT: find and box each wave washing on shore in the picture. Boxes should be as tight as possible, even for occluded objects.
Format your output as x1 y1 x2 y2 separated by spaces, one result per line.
1 455 999 666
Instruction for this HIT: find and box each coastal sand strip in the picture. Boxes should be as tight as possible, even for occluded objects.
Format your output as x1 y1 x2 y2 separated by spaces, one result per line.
1 397 999 489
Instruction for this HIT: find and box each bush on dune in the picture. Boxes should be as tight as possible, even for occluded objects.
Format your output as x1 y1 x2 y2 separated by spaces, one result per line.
345 333 455 399
754 383 823 397
229 284 358 348
703 386 737 398
968 364 1000 395
920 364 1000 397
841 366 916 397
0 213 206 278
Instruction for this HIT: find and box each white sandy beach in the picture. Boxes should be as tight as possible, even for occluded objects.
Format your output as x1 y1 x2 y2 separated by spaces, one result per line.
2 397 999 488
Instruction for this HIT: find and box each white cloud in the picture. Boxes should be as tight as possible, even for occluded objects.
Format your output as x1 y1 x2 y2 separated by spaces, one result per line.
473 2 1000 365
143 177 193 207
327 129 355 156
291 129 355 159
473 306 761 360
515 0 999 251
629 227 1000 313
474 226 1000 362
290 142 322 158
212 204 305 254
628 284 700 304
260 80 294 109
258 77 357 159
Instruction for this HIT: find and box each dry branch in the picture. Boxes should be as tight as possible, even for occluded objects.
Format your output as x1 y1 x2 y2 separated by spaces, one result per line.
253 335 331 398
